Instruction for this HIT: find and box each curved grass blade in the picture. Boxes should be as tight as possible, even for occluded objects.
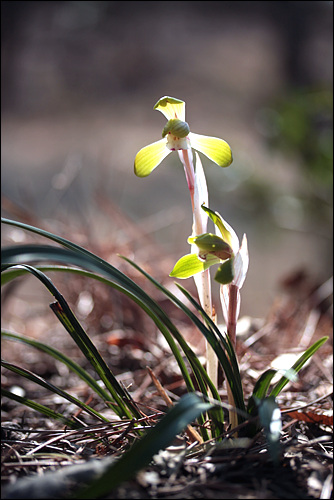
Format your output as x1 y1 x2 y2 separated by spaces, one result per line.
1 262 138 420
1 388 80 429
269 336 329 398
1 360 109 422
2 218 221 437
1 240 195 389
2 244 213 438
247 369 277 416
75 392 216 499
1 256 196 404
1 330 113 405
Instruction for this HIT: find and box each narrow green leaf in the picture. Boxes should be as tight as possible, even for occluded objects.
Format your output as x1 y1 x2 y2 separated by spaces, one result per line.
1 388 80 429
2 262 138 420
269 336 328 397
247 369 277 416
175 283 246 417
75 393 215 498
1 330 113 405
1 220 223 437
1 360 109 422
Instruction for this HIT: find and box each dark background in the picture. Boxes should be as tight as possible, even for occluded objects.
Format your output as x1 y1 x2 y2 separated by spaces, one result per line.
1 1 333 318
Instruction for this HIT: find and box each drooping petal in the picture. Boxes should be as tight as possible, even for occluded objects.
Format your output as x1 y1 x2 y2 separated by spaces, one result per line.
193 152 208 236
134 139 171 177
154 96 186 121
233 234 249 289
189 132 233 168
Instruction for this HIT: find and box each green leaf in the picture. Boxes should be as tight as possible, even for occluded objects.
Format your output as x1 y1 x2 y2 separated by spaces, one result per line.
1 329 113 405
1 360 108 422
1 219 225 437
269 336 328 397
75 393 215 498
169 252 219 278
214 258 234 285
189 132 233 168
175 283 246 418
1 388 80 429
247 369 277 416
1 261 138 420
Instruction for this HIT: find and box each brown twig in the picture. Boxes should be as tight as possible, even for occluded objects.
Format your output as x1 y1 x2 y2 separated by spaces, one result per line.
146 366 204 444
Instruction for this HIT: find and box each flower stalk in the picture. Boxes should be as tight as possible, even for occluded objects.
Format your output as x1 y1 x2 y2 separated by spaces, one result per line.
134 96 236 423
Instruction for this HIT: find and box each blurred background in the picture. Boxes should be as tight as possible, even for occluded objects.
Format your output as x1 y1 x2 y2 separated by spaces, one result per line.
1 1 333 320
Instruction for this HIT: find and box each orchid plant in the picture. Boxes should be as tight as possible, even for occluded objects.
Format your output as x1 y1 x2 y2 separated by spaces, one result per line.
135 96 237 404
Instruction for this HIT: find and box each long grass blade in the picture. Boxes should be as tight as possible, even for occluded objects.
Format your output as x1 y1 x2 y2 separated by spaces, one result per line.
1 262 195 400
1 388 80 429
2 242 214 438
269 336 329 398
1 360 109 422
1 330 114 404
1 262 138 420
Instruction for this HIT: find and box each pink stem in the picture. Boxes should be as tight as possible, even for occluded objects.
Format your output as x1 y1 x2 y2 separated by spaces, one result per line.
180 149 195 211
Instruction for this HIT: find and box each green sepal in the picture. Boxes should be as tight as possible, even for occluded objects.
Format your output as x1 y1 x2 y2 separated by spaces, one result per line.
170 253 219 279
214 258 234 284
201 205 234 250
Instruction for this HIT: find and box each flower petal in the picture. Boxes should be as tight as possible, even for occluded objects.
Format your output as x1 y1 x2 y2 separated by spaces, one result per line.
193 153 208 236
134 139 171 177
233 234 249 289
154 96 186 121
189 132 233 168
